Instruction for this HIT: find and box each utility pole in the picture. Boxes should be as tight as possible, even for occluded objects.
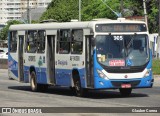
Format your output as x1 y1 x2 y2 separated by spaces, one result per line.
79 0 81 21
120 0 123 17
143 0 148 26
27 0 30 24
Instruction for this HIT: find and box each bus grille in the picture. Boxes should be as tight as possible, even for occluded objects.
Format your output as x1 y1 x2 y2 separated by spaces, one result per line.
111 80 141 88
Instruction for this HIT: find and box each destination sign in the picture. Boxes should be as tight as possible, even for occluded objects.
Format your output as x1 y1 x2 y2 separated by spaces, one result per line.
95 23 147 32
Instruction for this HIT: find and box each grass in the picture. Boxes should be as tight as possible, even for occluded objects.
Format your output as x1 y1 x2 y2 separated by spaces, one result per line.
152 59 160 75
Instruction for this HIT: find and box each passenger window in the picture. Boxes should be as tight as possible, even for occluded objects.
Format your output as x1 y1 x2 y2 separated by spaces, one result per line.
59 29 71 54
71 29 83 54
10 31 17 52
26 30 37 53
37 30 45 53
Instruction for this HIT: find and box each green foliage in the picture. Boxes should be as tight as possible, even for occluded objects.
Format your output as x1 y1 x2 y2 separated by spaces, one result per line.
82 0 118 21
40 0 79 22
41 0 159 33
0 20 23 40
31 20 39 24
147 0 158 33
152 59 160 75
41 0 145 22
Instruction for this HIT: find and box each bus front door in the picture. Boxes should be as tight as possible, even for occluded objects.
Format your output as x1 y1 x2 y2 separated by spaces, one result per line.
85 35 94 88
47 35 56 84
18 35 24 82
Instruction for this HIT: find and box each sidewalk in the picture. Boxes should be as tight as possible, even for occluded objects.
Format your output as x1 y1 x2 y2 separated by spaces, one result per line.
0 69 8 73
154 75 160 78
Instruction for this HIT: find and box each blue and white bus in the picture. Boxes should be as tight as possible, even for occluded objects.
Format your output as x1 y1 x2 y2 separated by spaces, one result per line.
8 18 153 97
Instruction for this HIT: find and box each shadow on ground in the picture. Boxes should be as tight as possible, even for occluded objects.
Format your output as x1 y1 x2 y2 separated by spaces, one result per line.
8 85 149 99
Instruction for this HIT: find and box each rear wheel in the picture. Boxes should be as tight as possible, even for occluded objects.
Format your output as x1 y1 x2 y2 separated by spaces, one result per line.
119 88 132 97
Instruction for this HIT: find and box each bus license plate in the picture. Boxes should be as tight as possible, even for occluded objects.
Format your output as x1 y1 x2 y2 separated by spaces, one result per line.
121 84 131 88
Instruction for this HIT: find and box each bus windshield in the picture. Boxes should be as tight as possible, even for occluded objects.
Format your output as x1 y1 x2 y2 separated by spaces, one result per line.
96 34 149 67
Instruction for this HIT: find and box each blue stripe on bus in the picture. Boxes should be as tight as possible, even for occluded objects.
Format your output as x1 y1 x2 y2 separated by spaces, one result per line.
8 53 86 87
8 54 18 79
55 68 86 88
24 66 48 84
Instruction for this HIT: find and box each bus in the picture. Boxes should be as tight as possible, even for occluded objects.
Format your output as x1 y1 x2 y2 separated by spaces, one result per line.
8 18 153 97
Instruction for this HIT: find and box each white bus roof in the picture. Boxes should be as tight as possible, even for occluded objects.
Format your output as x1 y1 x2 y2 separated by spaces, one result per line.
9 19 146 31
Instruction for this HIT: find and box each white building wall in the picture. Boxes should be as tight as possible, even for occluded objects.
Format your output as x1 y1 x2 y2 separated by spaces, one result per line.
0 0 51 24
38 0 51 8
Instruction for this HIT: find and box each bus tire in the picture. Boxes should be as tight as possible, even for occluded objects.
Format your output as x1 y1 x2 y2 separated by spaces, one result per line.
38 84 48 92
119 88 132 97
74 79 87 97
30 71 38 92
30 71 48 92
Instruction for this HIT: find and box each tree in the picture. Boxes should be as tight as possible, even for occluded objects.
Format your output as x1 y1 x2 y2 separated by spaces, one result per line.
41 0 144 22
40 0 79 22
44 0 158 33
0 20 23 40
82 0 120 21
147 0 158 33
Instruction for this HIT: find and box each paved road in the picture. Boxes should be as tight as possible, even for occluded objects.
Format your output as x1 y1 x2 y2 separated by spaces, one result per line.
0 69 160 115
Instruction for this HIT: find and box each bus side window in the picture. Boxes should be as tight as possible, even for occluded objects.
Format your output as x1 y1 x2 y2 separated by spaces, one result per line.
26 30 37 53
37 30 45 53
59 29 70 54
71 29 83 54
10 31 17 52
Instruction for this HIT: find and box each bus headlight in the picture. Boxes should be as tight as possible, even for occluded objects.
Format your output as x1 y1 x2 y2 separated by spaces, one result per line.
144 69 151 77
97 69 108 80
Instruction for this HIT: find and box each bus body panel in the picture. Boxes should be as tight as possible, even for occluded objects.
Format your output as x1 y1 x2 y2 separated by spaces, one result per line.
8 53 18 80
8 19 153 95
55 54 86 87
23 53 48 84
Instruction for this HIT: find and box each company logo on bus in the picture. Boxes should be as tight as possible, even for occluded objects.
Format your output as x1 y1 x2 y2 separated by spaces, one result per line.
124 75 128 78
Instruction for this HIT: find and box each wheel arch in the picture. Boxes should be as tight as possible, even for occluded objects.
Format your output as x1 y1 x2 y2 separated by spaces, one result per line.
29 66 36 82
29 66 36 75
72 68 81 86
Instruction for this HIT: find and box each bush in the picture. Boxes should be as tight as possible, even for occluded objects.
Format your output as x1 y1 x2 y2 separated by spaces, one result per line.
152 59 160 75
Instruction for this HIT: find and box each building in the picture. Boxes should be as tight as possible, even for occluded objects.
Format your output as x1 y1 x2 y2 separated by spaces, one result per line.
125 16 145 22
21 7 46 22
0 0 51 24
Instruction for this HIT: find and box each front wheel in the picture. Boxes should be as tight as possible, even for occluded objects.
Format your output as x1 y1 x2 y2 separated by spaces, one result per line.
30 71 38 92
119 88 132 97
30 71 48 92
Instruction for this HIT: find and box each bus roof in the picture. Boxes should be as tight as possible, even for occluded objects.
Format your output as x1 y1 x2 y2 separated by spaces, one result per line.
9 19 146 31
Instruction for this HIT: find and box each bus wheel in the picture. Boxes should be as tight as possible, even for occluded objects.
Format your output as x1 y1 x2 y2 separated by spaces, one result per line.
38 84 48 92
30 71 38 92
30 71 48 92
74 79 87 97
119 88 132 97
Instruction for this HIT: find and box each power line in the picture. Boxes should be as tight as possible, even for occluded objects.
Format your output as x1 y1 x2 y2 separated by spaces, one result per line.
100 0 121 17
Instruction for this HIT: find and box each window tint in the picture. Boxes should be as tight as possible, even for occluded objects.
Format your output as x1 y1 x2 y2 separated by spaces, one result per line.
59 30 71 54
71 29 83 54
26 30 37 53
37 30 45 53
10 31 17 52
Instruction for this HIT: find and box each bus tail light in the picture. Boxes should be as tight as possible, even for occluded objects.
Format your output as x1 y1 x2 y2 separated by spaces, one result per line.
97 69 108 80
